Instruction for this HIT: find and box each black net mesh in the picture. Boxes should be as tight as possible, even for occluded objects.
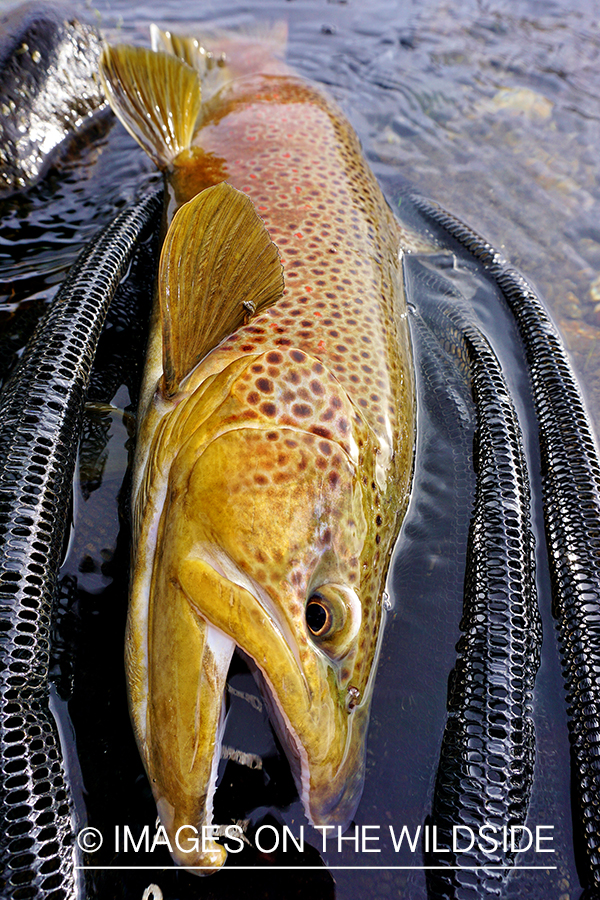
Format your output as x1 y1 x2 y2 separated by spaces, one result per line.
410 269 541 899
411 194 600 893
0 190 162 899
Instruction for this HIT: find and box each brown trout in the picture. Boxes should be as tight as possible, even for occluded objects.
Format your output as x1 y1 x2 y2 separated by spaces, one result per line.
99 27 415 872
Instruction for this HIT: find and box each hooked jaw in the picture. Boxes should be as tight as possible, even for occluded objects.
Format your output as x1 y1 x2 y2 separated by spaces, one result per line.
136 558 235 873
131 551 373 874
177 554 373 827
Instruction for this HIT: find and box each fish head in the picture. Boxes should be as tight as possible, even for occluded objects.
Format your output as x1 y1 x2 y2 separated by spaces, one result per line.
140 347 398 861
170 420 377 827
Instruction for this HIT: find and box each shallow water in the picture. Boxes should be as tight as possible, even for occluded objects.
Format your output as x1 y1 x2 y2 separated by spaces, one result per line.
1 0 598 897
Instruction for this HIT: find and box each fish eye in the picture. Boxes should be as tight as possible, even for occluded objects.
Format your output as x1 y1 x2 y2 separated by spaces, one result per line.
305 584 361 658
306 595 334 637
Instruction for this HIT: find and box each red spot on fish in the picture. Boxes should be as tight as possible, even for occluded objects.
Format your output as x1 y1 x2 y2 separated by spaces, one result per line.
295 233 303 239
318 340 326 351
314 310 322 316
283 152 291 158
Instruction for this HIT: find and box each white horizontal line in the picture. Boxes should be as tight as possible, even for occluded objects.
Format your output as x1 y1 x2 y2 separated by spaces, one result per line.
76 865 558 871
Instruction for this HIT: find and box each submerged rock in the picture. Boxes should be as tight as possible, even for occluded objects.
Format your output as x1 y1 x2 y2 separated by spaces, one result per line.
0 2 106 192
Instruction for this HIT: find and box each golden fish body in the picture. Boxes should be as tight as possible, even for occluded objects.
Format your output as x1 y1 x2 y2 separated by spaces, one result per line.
100 30 415 872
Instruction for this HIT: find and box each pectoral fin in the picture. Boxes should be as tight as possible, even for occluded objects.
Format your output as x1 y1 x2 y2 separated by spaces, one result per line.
158 182 285 395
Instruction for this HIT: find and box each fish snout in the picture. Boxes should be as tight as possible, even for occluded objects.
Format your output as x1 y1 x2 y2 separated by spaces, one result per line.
304 700 371 830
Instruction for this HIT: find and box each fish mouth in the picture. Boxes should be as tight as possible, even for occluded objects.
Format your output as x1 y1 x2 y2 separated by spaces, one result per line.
134 542 372 874
194 546 373 824
177 552 370 826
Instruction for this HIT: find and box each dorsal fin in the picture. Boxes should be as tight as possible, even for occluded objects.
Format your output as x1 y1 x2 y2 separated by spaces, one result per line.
159 182 285 396
150 24 213 73
149 24 230 101
99 44 201 168
153 22 289 82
